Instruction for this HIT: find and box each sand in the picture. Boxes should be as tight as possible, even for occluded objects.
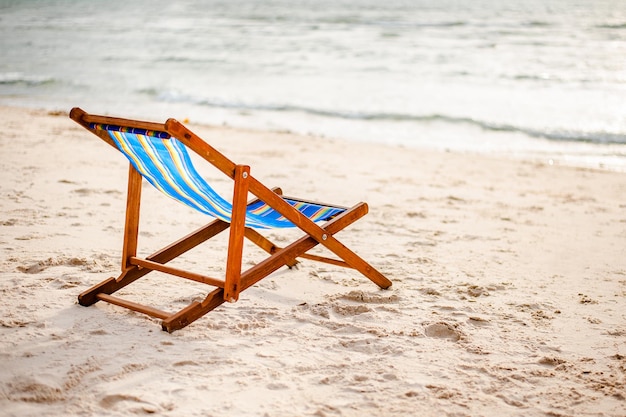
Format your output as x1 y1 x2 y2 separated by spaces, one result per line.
0 106 624 416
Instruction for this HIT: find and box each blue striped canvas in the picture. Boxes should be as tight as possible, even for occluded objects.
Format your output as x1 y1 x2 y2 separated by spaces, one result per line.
92 124 345 228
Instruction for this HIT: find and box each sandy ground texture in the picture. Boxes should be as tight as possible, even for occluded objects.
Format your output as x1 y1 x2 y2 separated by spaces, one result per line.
0 106 625 416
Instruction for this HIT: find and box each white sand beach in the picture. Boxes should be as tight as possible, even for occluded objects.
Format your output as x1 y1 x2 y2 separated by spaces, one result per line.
0 106 625 416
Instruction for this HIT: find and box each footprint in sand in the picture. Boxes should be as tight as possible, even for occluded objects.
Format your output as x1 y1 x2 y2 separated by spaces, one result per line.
99 394 158 414
424 322 462 342
337 290 400 304
6 375 64 403
16 256 111 274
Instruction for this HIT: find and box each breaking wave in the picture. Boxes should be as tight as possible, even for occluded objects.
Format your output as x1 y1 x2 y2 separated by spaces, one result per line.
147 90 626 145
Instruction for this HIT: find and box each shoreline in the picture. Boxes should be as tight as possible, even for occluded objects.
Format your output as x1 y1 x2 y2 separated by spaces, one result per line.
1 105 625 416
4 101 626 173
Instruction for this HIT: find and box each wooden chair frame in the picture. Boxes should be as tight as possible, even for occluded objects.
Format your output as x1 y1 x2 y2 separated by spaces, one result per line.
70 108 392 332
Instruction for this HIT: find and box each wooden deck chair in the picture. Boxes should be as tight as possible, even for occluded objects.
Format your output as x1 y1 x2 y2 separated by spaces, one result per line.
69 108 392 332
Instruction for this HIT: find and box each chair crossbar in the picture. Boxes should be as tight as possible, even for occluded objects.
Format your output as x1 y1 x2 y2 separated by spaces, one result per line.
129 257 225 288
96 293 171 320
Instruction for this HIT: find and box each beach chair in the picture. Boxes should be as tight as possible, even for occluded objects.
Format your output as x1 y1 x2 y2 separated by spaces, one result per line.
69 108 392 332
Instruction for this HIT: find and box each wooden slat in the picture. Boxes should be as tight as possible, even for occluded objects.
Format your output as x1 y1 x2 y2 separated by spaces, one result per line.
80 111 168 132
130 257 224 288
96 293 171 320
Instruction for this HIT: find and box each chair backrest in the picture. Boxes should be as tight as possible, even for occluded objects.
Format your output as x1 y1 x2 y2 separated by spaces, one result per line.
91 123 345 228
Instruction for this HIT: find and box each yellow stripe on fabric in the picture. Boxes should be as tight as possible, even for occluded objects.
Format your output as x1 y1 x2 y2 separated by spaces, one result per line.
112 131 146 172
249 203 273 216
310 207 332 222
273 201 309 222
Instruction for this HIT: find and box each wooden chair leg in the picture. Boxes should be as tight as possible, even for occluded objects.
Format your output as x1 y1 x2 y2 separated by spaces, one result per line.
223 165 250 302
122 163 142 270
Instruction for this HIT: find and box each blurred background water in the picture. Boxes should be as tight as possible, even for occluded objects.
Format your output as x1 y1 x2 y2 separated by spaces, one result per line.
1 0 625 169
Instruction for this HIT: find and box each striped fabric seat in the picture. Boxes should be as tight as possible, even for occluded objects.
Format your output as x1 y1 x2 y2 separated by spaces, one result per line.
91 123 345 228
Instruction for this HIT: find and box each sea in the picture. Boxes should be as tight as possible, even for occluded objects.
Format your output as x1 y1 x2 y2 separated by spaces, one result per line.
1 0 625 170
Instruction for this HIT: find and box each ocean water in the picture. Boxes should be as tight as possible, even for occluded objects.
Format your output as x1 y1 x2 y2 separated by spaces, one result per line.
1 0 625 169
